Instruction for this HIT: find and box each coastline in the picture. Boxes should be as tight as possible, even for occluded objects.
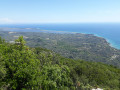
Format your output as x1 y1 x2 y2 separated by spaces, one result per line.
0 27 120 50
82 33 120 50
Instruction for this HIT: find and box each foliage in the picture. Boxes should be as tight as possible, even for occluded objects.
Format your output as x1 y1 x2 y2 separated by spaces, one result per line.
0 36 120 90
0 36 74 90
1 31 120 67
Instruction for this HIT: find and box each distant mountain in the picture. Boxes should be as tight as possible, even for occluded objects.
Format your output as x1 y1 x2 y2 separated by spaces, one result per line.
0 31 120 67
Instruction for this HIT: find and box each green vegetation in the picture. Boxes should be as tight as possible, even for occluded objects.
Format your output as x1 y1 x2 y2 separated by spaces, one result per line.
0 36 73 90
1 31 120 67
0 36 120 90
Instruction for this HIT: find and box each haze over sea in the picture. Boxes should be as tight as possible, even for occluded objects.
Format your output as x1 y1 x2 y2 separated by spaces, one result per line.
0 23 120 49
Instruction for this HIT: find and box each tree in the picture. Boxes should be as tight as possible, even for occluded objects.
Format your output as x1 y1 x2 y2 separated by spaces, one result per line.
0 53 6 89
40 64 74 90
3 36 40 90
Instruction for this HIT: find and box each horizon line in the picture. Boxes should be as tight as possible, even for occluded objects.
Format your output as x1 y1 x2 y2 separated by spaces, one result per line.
0 22 120 25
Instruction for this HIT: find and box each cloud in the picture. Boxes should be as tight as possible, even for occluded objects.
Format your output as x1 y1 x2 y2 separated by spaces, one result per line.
0 18 14 24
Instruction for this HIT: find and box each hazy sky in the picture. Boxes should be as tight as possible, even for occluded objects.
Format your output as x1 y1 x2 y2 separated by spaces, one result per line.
0 0 120 24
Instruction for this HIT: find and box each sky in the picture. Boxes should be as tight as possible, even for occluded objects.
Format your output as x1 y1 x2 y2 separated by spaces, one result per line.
0 0 120 24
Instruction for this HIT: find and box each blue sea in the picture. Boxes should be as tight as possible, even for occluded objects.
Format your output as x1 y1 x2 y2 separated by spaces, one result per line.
0 23 120 49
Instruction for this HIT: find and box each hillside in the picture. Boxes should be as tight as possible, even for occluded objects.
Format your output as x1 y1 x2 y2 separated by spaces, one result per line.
0 36 120 90
0 30 120 67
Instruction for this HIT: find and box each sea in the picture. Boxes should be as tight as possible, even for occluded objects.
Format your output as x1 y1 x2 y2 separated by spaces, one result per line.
0 23 120 49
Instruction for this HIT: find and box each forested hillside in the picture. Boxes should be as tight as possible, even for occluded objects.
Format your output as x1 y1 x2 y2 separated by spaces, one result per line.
1 31 120 67
0 36 120 90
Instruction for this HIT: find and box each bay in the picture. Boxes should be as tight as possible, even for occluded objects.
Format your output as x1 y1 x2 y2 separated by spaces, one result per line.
0 23 120 49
